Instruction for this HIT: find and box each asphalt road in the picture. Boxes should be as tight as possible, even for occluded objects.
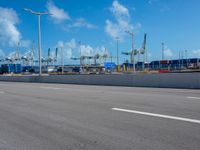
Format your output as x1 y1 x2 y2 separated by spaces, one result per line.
0 81 200 150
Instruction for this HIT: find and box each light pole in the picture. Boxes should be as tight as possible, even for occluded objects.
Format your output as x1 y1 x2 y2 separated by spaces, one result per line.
78 41 82 73
110 52 113 63
31 40 35 67
185 50 188 68
125 30 135 73
116 37 119 65
161 42 165 60
115 37 120 72
16 42 20 63
24 8 51 76
179 51 181 70
60 46 64 74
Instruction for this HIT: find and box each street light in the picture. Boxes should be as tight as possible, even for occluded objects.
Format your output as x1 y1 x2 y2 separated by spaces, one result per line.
60 46 64 74
125 30 135 73
78 41 82 73
161 42 165 60
185 50 188 68
115 37 119 65
24 8 51 76
115 37 120 72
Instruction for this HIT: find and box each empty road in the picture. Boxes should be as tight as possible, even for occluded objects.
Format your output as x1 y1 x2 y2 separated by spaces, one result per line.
0 81 200 150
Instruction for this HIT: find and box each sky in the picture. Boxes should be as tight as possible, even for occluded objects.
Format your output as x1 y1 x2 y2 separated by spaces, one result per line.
0 0 200 64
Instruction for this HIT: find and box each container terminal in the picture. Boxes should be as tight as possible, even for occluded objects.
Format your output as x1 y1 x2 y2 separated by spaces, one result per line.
0 34 199 75
0 58 200 75
0 51 199 75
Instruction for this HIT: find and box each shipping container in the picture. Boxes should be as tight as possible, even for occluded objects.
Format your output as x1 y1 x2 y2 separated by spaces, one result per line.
160 60 169 64
1 64 15 73
104 62 116 69
0 67 2 74
14 64 22 73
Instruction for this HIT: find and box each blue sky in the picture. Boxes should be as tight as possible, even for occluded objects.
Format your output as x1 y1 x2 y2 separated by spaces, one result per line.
0 0 200 64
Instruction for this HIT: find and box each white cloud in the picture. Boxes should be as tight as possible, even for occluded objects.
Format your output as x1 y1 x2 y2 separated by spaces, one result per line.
65 39 76 59
80 45 94 56
164 48 173 58
46 1 96 30
148 0 170 12
105 20 120 39
0 49 5 59
56 41 64 48
66 39 76 49
95 46 109 56
0 7 21 47
147 52 152 60
192 49 200 57
79 45 109 64
105 0 141 40
54 38 108 64
55 39 77 65
110 0 129 17
148 0 159 5
0 7 31 49
8 51 16 58
20 40 31 48
46 0 70 23
80 45 109 57
72 18 96 29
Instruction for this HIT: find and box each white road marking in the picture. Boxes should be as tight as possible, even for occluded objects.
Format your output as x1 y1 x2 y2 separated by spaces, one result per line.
40 86 62 90
112 108 200 124
187 97 200 100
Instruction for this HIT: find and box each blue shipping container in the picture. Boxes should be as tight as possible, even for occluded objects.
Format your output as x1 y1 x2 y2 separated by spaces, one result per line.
14 64 22 73
1 64 15 73
104 62 116 69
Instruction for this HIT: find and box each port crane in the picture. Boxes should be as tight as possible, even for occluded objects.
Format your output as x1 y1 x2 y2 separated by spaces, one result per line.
21 49 34 66
121 49 138 63
42 48 55 66
71 51 109 66
37 48 58 66
122 33 147 69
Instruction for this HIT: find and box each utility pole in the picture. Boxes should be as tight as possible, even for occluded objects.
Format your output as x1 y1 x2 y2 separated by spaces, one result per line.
181 50 184 70
78 41 82 73
61 46 64 74
110 52 113 63
185 50 188 68
24 8 51 76
32 41 35 67
116 37 119 66
179 51 181 71
54 47 58 66
161 42 165 60
15 42 20 64
142 33 147 71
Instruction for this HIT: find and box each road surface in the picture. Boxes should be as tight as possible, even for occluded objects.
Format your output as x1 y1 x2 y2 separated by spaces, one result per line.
0 81 199 150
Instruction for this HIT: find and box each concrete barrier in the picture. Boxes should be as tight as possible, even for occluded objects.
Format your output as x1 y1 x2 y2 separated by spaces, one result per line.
0 73 199 89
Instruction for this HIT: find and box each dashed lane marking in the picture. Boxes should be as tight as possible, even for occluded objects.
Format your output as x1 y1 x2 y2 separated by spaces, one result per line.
112 107 200 124
187 97 200 100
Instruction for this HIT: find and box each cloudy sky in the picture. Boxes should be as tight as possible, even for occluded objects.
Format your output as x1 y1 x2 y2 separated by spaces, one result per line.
0 0 200 64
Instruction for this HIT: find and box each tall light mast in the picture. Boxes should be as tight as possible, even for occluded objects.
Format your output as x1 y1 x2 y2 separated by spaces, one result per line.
24 8 51 76
161 42 165 60
125 30 135 73
116 37 119 66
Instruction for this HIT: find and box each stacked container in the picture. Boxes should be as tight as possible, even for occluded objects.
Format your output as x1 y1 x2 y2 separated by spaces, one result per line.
1 64 21 74
14 64 22 73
